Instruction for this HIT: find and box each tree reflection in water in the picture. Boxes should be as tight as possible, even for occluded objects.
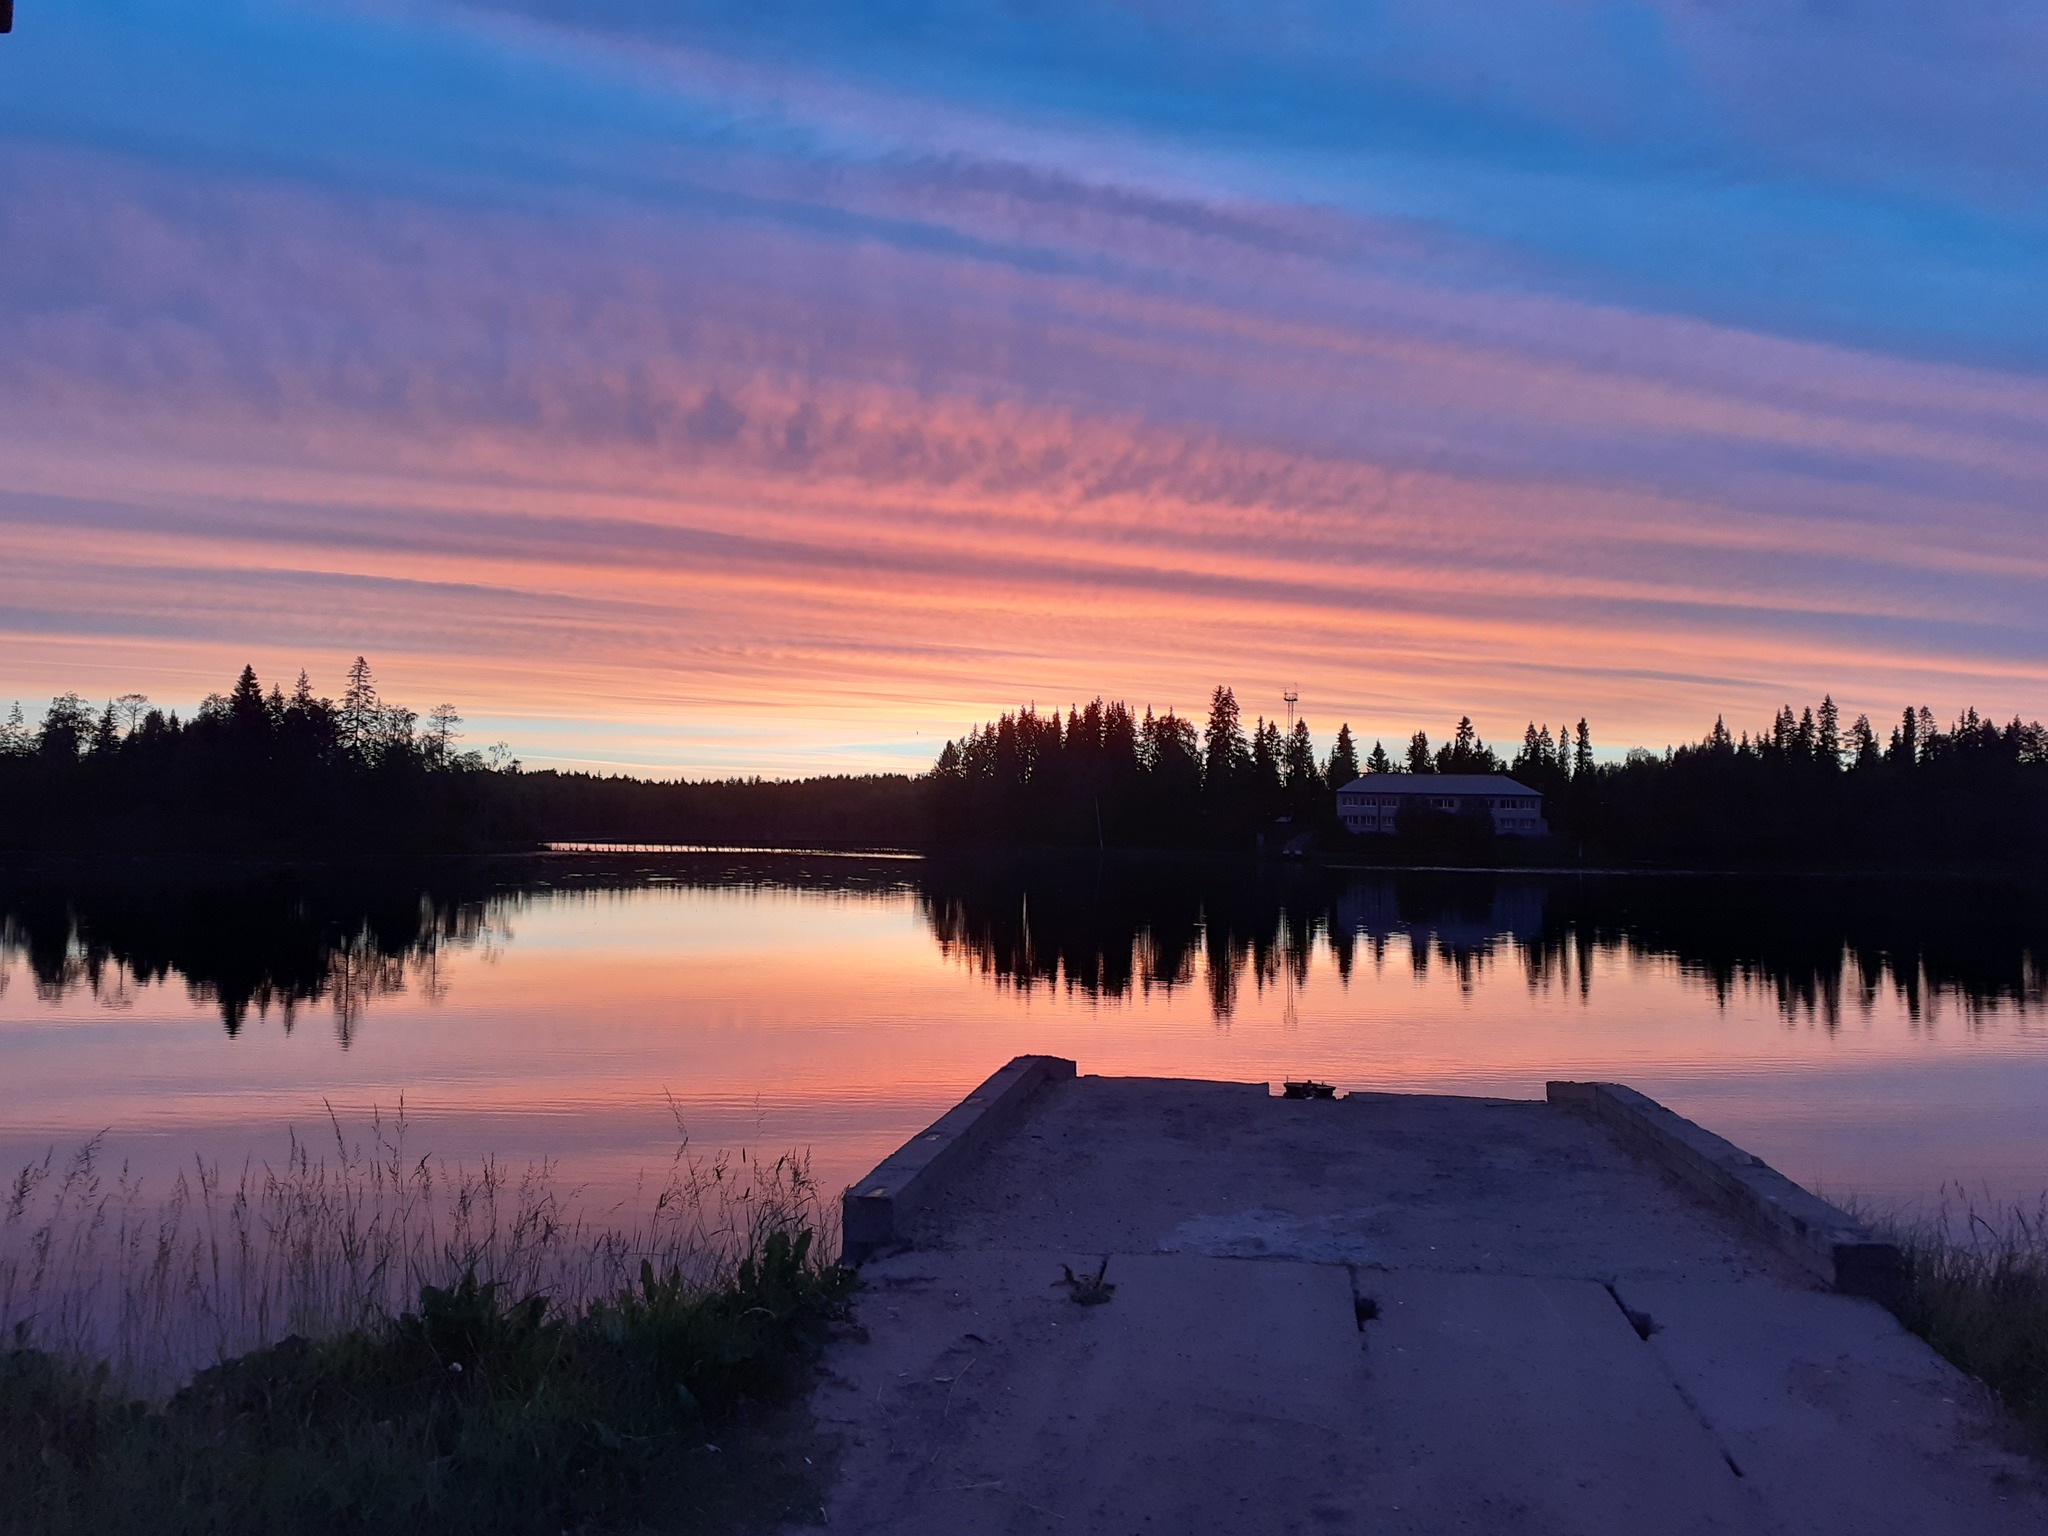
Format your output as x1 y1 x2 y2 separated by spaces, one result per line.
0 864 515 1044
0 857 2041 1039
917 862 2047 1028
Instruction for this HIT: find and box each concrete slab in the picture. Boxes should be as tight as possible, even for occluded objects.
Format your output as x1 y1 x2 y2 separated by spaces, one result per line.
808 1072 2048 1534
1614 1277 2048 1534
813 1248 1368 1535
814 1251 1772 1535
843 1054 1075 1261
910 1076 1801 1284
1552 1081 1903 1298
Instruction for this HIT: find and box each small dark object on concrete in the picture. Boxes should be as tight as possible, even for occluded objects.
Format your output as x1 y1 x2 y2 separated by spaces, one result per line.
1353 1296 1380 1327
1057 1258 1115 1305
1283 1079 1336 1099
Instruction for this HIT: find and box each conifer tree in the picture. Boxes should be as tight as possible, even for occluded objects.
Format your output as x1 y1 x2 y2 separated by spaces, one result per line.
229 665 269 736
340 657 379 759
1324 724 1359 786
1202 686 1246 793
1817 695 1841 766
1405 731 1432 773
87 701 119 756
1364 738 1390 775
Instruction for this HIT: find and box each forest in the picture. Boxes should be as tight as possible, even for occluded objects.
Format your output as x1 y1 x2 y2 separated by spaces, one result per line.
0 661 515 855
924 686 2048 868
3 668 2046 869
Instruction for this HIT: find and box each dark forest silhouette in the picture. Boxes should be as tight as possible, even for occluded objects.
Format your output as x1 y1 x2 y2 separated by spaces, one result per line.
0 660 514 854
928 687 2048 869
4 668 2046 868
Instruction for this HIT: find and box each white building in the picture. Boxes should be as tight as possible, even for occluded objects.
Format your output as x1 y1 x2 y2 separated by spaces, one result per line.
1337 774 1548 836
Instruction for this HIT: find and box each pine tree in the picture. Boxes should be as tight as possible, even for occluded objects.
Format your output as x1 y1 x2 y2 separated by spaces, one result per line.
340 657 379 759
1252 716 1281 792
1316 723 1356 788
1887 707 1916 765
1817 695 1841 766
87 701 120 756
0 702 27 757
1405 731 1432 773
1284 718 1318 793
229 665 269 736
1202 686 1246 793
1573 719 1593 777
1365 739 1390 775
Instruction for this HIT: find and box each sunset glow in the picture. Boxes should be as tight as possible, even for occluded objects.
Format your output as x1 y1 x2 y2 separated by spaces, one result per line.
5 3 2047 772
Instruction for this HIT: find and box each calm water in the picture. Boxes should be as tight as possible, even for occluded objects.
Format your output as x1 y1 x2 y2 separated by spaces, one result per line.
2 856 2044 1216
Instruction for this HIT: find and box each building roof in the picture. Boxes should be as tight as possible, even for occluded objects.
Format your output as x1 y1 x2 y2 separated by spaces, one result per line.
1338 774 1541 796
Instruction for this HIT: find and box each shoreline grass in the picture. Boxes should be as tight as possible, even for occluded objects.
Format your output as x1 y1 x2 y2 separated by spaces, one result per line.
1871 1190 2048 1454
1 1114 854 1535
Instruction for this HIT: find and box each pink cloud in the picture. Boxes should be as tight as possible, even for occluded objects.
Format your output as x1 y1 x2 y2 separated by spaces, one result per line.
2 140 2045 769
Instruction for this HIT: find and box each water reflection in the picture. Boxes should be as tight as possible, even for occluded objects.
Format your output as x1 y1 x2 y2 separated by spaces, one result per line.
0 865 513 1043
917 864 2048 1028
2 857 2042 1039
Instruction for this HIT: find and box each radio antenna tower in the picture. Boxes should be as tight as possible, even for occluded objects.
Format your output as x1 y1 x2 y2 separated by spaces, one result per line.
1283 689 1300 728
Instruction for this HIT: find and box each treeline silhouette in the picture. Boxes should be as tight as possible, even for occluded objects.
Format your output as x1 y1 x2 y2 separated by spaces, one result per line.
919 862 2048 1026
6 665 2045 869
929 687 2048 869
0 661 925 855
498 771 924 851
927 688 1342 848
0 660 518 854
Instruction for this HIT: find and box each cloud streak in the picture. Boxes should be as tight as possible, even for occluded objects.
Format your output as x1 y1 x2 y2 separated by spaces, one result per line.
1 2 2044 770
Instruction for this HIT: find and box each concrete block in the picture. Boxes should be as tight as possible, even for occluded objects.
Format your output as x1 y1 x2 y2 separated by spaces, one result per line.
841 1054 1076 1263
1548 1080 1904 1300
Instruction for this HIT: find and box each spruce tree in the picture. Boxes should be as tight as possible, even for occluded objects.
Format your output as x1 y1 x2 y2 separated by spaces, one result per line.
1284 719 1318 793
1326 724 1360 786
1202 686 1246 793
1817 695 1841 766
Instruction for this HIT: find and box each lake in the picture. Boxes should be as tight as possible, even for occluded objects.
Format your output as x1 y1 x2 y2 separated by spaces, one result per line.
2 855 2044 1220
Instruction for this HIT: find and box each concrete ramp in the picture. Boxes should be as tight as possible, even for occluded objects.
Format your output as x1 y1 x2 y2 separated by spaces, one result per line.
1360 1269 1763 1532
1616 1278 2044 1535
814 1251 1767 1535
809 1071 2048 1533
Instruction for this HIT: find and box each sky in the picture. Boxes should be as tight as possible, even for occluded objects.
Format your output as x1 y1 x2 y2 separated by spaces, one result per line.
3 1 2046 775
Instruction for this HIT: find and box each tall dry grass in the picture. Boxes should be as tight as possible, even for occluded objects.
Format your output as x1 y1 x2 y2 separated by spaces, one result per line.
1876 1187 2048 1449
1 1101 832 1397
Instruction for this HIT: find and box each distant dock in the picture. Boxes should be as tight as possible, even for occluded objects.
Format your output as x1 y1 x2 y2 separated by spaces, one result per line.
811 1059 2046 1535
